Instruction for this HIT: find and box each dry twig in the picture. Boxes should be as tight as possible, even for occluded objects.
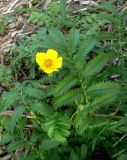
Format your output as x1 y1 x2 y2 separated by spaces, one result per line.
2 0 19 14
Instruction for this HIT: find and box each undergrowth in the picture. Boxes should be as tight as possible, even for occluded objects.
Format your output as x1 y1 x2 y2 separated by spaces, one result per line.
0 0 127 160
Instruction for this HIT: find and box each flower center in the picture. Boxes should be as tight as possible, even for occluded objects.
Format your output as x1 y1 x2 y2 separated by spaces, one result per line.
45 59 52 67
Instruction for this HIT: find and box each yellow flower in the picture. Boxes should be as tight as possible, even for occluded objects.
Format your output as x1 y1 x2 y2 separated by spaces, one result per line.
36 49 63 74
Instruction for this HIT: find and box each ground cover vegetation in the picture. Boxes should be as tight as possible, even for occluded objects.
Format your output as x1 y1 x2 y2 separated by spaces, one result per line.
0 0 127 159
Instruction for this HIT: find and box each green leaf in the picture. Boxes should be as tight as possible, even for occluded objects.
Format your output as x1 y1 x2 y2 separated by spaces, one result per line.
54 89 83 108
44 113 70 142
117 154 127 160
87 81 120 96
119 126 127 133
24 86 45 99
40 139 60 151
81 144 88 159
31 102 53 116
68 28 80 53
60 0 67 21
0 133 12 145
49 28 66 47
31 28 67 52
9 106 25 132
70 150 80 160
110 118 127 131
120 10 127 19
101 3 117 15
78 37 97 58
54 74 78 96
1 89 19 111
84 53 111 76
96 32 118 40
7 141 24 152
98 13 117 23
25 151 41 160
90 93 118 111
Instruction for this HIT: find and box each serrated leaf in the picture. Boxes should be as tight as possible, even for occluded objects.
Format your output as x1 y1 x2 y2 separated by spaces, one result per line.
101 3 117 15
54 89 83 108
31 102 53 116
44 113 70 142
87 81 120 96
68 28 80 53
96 32 118 40
78 37 97 58
30 130 44 144
49 28 66 47
9 106 25 132
39 28 67 51
84 53 111 77
7 141 24 152
91 93 118 111
70 150 80 160
54 75 78 96
24 86 45 99
98 13 117 23
1 89 19 111
40 139 60 150
0 133 12 145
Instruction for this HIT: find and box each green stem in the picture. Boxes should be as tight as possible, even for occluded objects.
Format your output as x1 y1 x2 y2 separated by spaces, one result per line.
70 111 78 121
113 133 127 147
112 149 125 159
81 82 89 104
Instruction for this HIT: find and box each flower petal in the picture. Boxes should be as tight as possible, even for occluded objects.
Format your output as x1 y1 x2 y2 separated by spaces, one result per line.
36 52 46 65
46 49 58 59
44 68 58 74
54 57 63 68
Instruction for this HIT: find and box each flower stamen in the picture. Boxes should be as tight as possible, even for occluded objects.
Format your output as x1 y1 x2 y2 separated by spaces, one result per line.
45 59 52 67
